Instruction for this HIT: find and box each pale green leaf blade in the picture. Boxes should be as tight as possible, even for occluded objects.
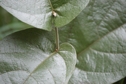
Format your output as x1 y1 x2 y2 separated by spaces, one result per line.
0 28 76 84
58 0 126 83
0 0 89 31
53 0 89 27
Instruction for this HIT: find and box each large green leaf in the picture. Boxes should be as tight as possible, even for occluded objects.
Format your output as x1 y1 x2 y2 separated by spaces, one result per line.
1 0 126 83
0 0 89 31
58 0 126 83
0 28 76 84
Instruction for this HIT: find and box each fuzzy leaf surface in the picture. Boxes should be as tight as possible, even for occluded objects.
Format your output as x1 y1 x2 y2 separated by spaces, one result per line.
58 0 126 83
0 0 89 31
0 28 76 84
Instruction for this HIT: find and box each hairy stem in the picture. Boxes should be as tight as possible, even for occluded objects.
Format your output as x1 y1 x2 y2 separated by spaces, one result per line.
55 27 59 50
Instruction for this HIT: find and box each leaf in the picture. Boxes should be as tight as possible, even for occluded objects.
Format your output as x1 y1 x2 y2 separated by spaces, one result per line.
58 0 126 83
0 0 89 31
0 7 32 40
0 22 32 40
0 28 76 84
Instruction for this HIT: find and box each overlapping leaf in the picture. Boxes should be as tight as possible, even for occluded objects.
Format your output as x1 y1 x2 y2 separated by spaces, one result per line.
0 7 32 40
58 0 126 83
0 22 32 40
0 0 89 31
0 0 126 83
0 29 76 84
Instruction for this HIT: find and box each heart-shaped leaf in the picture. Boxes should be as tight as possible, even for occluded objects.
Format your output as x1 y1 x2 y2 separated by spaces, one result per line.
0 28 76 84
0 0 89 31
59 0 126 83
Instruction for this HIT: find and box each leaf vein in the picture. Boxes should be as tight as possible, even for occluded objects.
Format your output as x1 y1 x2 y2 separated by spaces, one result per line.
98 0 116 27
43 64 55 84
90 48 126 55
23 51 56 84
78 23 126 56
92 0 100 38
77 67 126 74
48 0 54 11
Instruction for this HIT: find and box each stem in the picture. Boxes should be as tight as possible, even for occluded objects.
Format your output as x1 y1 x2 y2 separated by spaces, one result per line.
48 0 54 11
55 27 59 50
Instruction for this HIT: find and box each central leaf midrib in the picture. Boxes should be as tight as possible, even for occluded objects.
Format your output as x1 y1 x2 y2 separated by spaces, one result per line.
77 23 126 56
23 51 56 84
77 67 126 74
90 48 126 54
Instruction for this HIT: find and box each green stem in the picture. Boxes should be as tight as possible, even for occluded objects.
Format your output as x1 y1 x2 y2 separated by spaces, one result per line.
48 0 54 11
55 27 59 50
